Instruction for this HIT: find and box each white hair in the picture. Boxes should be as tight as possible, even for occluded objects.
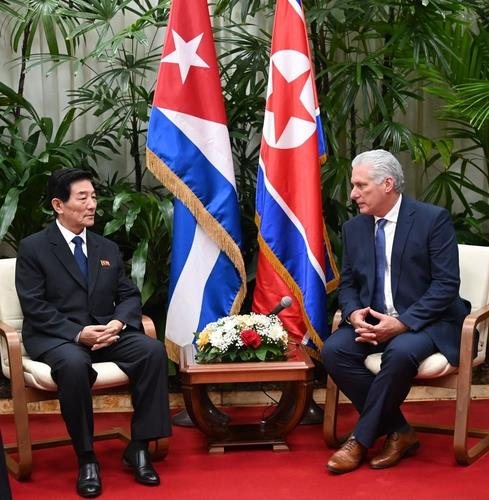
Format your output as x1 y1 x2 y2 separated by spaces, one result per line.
352 149 405 193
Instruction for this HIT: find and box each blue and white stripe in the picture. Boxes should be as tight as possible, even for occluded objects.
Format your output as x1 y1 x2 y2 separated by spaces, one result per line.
147 107 245 354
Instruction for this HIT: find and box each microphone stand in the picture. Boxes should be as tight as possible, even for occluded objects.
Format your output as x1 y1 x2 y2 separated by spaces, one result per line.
172 408 194 427
300 399 324 425
269 297 324 424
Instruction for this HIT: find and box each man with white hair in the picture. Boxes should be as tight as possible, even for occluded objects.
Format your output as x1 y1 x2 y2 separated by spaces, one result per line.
322 149 470 474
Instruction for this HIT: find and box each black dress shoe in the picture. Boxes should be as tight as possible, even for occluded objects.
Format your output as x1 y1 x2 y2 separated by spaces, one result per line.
77 462 101 498
122 446 160 486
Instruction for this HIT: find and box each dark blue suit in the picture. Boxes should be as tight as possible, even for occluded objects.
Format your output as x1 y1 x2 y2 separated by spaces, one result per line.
16 222 172 455
321 196 470 447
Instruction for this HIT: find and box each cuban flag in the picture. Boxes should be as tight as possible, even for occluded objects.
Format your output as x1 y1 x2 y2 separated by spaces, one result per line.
146 0 246 361
252 0 339 355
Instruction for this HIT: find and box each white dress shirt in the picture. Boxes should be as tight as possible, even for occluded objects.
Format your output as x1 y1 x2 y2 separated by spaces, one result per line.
56 219 88 258
56 219 88 342
374 194 402 316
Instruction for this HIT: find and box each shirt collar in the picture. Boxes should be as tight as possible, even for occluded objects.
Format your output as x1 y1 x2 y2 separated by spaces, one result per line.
56 219 87 246
375 194 402 224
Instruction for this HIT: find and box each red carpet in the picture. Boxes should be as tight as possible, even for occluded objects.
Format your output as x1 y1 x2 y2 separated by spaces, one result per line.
2 400 489 499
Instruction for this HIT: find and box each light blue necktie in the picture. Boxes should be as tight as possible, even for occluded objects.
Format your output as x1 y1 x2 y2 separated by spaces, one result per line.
72 236 88 284
373 219 387 313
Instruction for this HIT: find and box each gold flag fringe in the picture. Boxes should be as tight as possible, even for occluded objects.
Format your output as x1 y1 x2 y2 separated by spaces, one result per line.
323 223 340 293
255 212 338 351
147 148 247 357
319 150 340 292
255 235 323 351
165 336 182 365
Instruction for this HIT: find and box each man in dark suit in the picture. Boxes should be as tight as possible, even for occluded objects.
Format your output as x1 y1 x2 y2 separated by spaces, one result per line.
321 149 469 474
15 169 172 497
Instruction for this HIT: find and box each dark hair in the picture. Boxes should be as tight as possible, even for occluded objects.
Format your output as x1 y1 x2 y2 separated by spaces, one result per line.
47 169 93 205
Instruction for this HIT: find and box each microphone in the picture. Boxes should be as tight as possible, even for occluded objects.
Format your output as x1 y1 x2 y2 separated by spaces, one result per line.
269 296 293 316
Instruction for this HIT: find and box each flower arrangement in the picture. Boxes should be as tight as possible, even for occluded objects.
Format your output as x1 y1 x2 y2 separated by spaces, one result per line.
194 313 289 364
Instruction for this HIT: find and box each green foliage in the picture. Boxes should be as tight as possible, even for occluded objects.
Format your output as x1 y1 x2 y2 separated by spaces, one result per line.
214 0 274 19
0 0 81 57
0 81 115 252
195 339 287 364
418 14 489 243
95 178 173 307
453 82 489 130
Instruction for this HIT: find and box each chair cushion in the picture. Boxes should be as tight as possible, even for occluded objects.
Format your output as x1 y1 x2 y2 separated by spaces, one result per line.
364 352 457 379
22 358 129 391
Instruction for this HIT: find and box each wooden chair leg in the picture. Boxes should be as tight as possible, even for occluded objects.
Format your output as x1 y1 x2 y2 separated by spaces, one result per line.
1 327 34 479
323 375 343 449
453 351 489 464
4 389 33 480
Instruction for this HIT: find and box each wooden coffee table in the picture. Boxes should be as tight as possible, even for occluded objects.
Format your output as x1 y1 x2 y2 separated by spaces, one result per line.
179 343 314 453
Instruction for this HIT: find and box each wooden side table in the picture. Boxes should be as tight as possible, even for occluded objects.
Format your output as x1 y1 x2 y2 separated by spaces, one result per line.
179 343 315 453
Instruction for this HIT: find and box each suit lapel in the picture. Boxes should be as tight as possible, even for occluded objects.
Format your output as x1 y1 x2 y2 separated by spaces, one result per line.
391 197 415 298
87 232 101 296
48 222 88 290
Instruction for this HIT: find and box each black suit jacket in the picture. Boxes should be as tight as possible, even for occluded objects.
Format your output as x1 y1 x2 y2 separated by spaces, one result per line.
338 196 470 365
15 222 142 360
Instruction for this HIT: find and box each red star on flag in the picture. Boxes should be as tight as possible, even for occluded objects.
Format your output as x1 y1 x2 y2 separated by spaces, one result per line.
266 62 315 144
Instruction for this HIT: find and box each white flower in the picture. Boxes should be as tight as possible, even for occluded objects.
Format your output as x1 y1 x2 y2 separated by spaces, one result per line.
267 323 288 343
239 315 255 328
196 313 289 361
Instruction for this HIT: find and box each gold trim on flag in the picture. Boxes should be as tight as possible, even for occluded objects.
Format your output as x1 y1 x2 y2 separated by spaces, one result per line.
146 148 247 319
165 336 181 364
255 212 339 351
323 223 340 294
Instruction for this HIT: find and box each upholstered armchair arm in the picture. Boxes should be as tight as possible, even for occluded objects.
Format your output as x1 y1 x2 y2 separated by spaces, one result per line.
141 315 157 339
458 304 489 378
0 320 25 383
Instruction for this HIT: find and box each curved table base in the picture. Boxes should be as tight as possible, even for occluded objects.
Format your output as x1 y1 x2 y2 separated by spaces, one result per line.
179 345 315 453
182 381 313 452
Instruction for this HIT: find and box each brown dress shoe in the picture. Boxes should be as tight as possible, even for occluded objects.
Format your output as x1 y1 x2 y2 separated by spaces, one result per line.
370 429 420 469
327 437 367 474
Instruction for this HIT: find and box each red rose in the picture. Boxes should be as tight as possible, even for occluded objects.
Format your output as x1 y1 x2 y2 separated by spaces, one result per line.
240 329 262 349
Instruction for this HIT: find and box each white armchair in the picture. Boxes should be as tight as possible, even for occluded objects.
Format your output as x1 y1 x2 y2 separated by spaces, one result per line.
0 258 168 480
324 244 489 465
